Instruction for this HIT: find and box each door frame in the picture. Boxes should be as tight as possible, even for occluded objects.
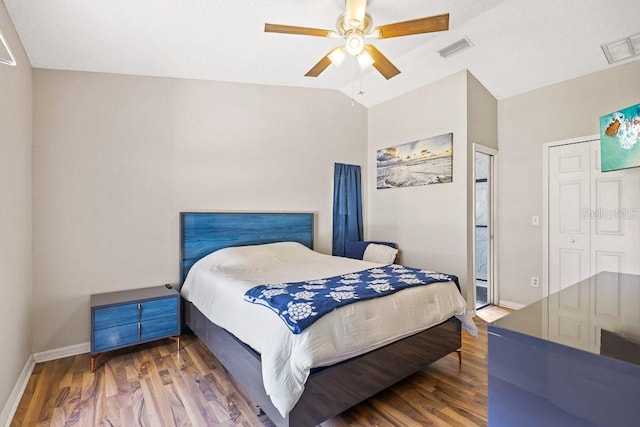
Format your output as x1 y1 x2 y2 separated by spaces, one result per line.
542 134 598 297
472 143 499 309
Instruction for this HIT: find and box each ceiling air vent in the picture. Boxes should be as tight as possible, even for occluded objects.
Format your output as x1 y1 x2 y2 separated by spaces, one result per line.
601 32 640 64
438 37 474 58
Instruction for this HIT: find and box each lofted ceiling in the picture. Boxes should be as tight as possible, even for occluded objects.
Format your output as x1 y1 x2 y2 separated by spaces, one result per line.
4 0 640 107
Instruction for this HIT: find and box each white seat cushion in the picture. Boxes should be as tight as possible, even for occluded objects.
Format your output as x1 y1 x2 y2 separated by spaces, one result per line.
362 243 398 264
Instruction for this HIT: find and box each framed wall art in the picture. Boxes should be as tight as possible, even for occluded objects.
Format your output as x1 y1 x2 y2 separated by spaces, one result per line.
376 132 453 189
600 103 640 172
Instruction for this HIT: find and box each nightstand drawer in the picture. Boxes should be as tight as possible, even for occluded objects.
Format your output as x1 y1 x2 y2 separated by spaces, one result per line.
141 316 179 341
93 323 139 352
94 303 139 330
90 285 181 371
141 298 178 321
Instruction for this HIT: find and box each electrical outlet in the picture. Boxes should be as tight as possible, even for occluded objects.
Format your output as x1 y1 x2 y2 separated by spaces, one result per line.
531 277 540 287
531 216 540 226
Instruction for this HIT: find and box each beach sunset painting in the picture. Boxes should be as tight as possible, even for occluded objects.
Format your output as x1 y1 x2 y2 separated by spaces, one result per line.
377 133 453 189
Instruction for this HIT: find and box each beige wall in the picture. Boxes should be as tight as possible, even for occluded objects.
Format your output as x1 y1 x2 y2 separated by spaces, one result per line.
32 70 367 352
498 60 640 306
467 72 499 151
0 2 32 421
466 73 498 306
366 70 497 310
367 70 474 305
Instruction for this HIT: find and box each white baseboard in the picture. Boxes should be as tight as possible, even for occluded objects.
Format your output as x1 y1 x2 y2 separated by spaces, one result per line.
33 341 90 363
0 342 90 426
1 355 35 427
499 299 525 310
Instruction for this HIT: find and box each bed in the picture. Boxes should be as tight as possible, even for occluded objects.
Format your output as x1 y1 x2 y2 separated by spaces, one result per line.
179 212 476 427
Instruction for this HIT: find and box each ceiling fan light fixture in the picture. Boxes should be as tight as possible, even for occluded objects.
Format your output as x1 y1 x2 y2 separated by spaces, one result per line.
346 33 365 55
328 46 347 66
266 4 448 80
357 50 374 70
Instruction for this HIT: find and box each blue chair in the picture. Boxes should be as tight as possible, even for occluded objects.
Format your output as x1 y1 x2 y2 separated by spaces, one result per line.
344 241 398 260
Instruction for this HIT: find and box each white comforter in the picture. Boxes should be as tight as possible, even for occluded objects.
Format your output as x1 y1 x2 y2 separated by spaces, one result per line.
180 242 477 417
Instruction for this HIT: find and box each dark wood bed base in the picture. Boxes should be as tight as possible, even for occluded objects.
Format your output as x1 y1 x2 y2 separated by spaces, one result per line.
179 211 463 426
185 301 461 427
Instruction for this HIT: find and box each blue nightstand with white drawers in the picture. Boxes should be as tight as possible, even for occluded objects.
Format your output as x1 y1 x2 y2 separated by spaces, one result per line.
90 285 180 371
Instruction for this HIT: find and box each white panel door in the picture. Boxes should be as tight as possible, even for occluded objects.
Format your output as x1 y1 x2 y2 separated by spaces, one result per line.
549 142 592 294
549 139 640 295
591 141 640 276
548 139 640 348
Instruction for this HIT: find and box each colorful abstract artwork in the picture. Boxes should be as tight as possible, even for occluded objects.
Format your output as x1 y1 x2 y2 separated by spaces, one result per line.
376 133 453 189
600 103 640 172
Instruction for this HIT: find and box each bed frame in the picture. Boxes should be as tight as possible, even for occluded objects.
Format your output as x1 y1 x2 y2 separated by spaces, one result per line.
180 212 461 427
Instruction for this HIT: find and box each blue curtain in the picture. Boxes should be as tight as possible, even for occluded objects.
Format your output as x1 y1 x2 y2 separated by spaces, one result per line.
332 163 363 256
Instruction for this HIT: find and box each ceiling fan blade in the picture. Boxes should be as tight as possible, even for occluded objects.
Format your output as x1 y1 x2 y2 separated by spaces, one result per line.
305 54 333 77
374 13 449 39
265 23 333 38
345 0 367 26
364 45 401 80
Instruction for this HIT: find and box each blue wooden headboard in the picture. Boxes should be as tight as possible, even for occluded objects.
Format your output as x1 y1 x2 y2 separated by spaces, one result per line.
180 212 314 282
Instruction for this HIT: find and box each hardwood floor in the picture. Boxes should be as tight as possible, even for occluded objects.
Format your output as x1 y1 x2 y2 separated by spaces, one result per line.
12 319 488 427
476 305 513 323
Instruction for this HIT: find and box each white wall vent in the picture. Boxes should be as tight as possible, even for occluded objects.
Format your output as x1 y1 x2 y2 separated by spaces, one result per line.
438 37 474 58
602 32 640 64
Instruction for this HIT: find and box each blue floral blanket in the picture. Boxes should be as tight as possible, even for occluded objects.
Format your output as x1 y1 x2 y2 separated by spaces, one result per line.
244 264 459 334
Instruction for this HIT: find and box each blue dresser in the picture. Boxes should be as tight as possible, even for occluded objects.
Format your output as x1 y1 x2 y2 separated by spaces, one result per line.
90 285 180 371
488 272 640 426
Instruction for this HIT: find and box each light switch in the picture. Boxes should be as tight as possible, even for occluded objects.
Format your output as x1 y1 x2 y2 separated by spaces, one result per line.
532 216 540 226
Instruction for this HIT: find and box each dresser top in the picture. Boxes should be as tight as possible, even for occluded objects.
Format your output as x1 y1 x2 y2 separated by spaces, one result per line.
490 272 640 367
91 285 178 308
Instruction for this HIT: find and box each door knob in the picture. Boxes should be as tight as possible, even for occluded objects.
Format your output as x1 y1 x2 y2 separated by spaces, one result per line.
570 239 576 243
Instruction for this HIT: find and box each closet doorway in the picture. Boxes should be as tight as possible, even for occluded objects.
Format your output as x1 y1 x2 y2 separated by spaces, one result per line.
474 144 498 310
544 136 640 296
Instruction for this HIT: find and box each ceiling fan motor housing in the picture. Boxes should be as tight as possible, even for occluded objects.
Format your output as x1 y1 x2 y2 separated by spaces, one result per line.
336 12 372 36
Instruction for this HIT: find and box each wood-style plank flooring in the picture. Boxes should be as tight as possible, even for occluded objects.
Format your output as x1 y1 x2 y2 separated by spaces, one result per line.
12 317 491 426
475 306 513 324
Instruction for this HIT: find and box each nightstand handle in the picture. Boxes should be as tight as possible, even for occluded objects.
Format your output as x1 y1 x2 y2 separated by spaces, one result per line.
137 303 142 340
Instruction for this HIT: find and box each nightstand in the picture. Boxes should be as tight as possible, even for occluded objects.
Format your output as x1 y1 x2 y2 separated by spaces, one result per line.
90 285 180 371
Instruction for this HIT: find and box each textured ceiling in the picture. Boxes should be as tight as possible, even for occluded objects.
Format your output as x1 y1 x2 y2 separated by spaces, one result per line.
4 0 640 107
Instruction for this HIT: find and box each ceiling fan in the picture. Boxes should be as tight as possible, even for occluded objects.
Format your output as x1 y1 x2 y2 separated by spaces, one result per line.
264 0 449 80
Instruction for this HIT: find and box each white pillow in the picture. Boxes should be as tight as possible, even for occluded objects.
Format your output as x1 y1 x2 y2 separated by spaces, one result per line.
362 243 398 264
201 242 313 269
